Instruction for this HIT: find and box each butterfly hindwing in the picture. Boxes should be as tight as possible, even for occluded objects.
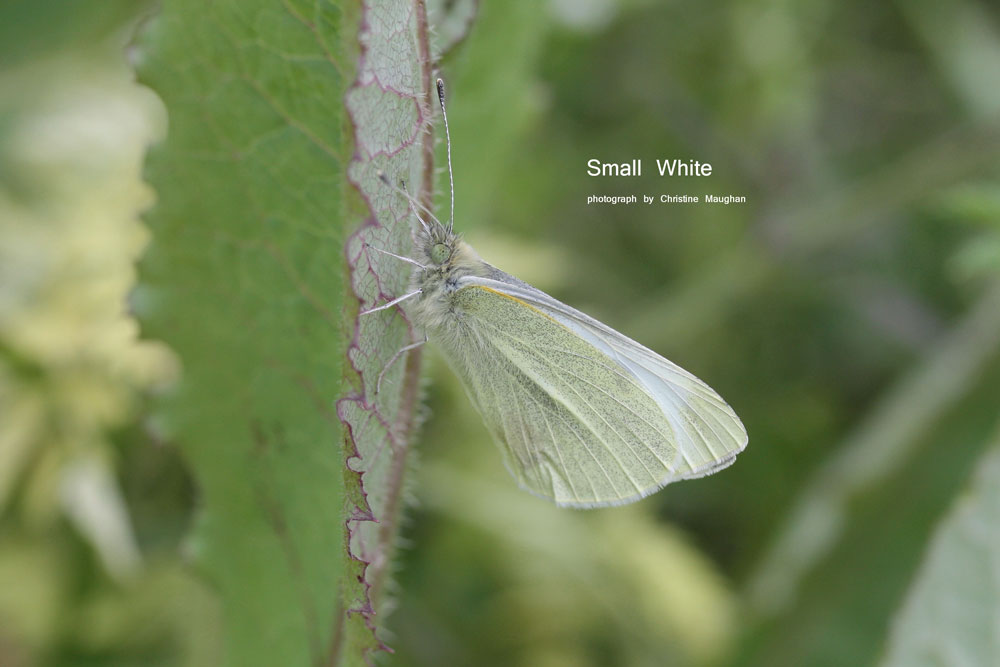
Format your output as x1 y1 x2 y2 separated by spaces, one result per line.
454 273 747 497
436 283 701 507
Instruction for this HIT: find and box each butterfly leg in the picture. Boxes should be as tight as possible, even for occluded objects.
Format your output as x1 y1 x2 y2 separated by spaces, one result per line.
363 242 427 270
376 337 427 394
359 289 422 315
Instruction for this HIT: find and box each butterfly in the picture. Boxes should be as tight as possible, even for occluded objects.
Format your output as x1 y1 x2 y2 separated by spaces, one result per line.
362 79 747 508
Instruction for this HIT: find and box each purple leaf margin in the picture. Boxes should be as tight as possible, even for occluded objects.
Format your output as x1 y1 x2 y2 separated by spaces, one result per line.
337 0 434 661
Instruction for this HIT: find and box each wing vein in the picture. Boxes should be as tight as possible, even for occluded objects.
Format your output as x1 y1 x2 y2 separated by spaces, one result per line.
479 319 674 474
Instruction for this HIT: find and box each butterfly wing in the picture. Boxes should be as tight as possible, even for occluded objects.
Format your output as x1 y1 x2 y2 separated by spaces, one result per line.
438 274 746 508
469 274 748 480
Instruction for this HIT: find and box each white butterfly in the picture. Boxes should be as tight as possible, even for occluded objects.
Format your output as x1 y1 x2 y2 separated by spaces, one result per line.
363 80 747 508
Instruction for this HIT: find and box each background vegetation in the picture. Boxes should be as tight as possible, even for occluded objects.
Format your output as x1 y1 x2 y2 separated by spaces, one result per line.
2 0 999 666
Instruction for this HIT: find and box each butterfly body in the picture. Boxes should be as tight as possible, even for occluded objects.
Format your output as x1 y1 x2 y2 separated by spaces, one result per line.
409 232 486 332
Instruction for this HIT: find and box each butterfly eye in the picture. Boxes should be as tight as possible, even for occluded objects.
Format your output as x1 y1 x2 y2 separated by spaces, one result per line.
430 243 451 264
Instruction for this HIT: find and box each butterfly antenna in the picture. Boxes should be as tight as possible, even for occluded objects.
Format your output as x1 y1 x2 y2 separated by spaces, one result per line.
436 78 455 233
376 171 445 235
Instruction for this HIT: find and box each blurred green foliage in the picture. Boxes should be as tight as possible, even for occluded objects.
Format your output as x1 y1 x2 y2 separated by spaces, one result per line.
882 436 1000 666
0 3 221 665
396 0 1000 665
2 0 1000 666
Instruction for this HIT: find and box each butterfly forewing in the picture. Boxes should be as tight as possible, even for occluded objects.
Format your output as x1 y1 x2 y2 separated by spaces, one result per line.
436 283 707 507
447 273 747 503
489 277 747 477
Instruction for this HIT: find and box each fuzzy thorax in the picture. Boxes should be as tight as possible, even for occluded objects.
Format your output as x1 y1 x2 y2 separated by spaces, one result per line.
409 236 489 332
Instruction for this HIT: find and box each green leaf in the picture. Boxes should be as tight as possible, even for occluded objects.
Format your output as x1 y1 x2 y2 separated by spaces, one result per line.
339 0 434 661
135 1 368 664
881 433 1000 667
